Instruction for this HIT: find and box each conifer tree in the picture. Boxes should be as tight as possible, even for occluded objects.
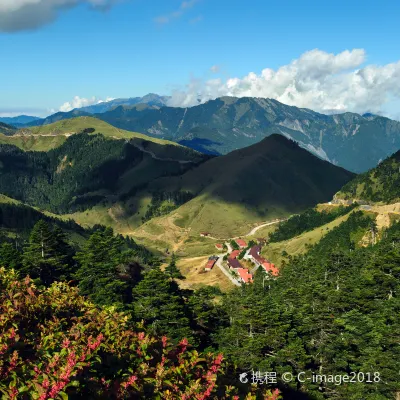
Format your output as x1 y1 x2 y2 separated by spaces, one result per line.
131 267 192 343
22 220 73 286
165 253 184 280
75 227 135 307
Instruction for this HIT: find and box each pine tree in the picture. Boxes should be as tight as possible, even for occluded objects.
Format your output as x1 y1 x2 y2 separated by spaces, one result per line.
22 220 73 286
131 267 192 343
0 242 22 270
165 253 184 280
75 227 135 307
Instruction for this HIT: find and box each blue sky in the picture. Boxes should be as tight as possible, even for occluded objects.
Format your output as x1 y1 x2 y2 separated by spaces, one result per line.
1 0 400 118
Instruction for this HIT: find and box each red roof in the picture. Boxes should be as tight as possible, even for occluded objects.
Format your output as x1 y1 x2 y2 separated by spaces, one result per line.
229 250 241 259
215 243 223 249
262 262 279 276
237 268 253 283
205 259 217 270
235 239 247 248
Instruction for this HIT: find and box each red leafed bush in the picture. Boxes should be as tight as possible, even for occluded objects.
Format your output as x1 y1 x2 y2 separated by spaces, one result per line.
0 268 281 399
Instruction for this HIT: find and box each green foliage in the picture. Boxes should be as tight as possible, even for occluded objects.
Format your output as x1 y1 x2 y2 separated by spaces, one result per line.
269 204 357 243
165 253 185 280
230 240 239 250
142 191 194 223
131 267 193 344
75 227 139 308
338 150 400 202
22 220 75 286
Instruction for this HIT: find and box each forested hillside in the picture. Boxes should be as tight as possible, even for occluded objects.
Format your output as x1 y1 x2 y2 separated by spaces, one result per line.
216 211 400 399
337 149 400 203
0 133 205 214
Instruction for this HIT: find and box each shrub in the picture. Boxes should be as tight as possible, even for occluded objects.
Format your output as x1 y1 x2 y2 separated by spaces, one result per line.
0 268 280 400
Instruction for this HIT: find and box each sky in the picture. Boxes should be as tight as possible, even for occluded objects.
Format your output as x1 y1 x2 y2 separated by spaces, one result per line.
0 0 400 119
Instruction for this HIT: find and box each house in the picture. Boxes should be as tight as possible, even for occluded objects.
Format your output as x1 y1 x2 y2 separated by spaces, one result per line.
229 250 241 259
227 257 244 270
237 268 253 284
200 232 211 237
248 246 280 277
262 261 279 277
204 256 218 271
215 243 224 251
235 239 247 249
248 245 264 266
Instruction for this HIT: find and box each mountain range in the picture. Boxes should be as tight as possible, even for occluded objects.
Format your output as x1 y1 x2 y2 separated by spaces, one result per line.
19 96 400 173
0 115 40 127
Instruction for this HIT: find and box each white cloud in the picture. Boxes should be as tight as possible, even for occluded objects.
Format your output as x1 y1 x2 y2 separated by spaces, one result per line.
168 48 400 119
210 65 220 73
154 0 199 24
59 96 115 112
0 0 117 32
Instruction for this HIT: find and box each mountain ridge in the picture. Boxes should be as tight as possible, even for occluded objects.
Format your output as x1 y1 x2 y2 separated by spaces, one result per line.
22 96 400 173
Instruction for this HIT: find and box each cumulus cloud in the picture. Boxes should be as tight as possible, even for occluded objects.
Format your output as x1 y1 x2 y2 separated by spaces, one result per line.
0 0 117 32
59 96 115 112
168 48 400 118
155 0 200 24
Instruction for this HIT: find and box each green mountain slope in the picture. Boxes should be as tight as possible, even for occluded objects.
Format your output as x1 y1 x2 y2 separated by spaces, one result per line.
0 117 199 153
336 150 400 203
134 135 355 247
0 133 208 215
0 122 16 136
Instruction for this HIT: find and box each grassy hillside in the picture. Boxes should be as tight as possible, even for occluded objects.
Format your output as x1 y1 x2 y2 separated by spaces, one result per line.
133 135 355 252
336 149 400 203
0 133 67 151
28 117 182 146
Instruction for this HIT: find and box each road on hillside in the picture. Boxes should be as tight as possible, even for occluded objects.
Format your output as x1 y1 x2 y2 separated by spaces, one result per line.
204 218 287 242
215 243 241 287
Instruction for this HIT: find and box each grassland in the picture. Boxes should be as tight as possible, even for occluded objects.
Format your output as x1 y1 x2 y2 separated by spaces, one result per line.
27 117 181 146
261 212 353 267
0 133 67 151
174 256 232 292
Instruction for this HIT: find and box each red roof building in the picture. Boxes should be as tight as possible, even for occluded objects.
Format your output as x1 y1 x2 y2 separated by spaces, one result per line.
204 256 218 271
249 246 279 277
235 239 247 248
237 268 253 283
215 243 224 250
262 262 279 277
229 250 241 259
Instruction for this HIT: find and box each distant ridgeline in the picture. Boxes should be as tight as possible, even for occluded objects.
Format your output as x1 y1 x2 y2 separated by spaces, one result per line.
337 150 400 203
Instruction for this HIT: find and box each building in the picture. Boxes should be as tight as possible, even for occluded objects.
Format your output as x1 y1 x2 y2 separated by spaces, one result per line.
229 250 241 259
205 256 218 271
235 239 247 249
227 257 244 270
237 268 253 283
262 261 279 277
249 246 279 277
200 232 211 237
215 243 224 251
